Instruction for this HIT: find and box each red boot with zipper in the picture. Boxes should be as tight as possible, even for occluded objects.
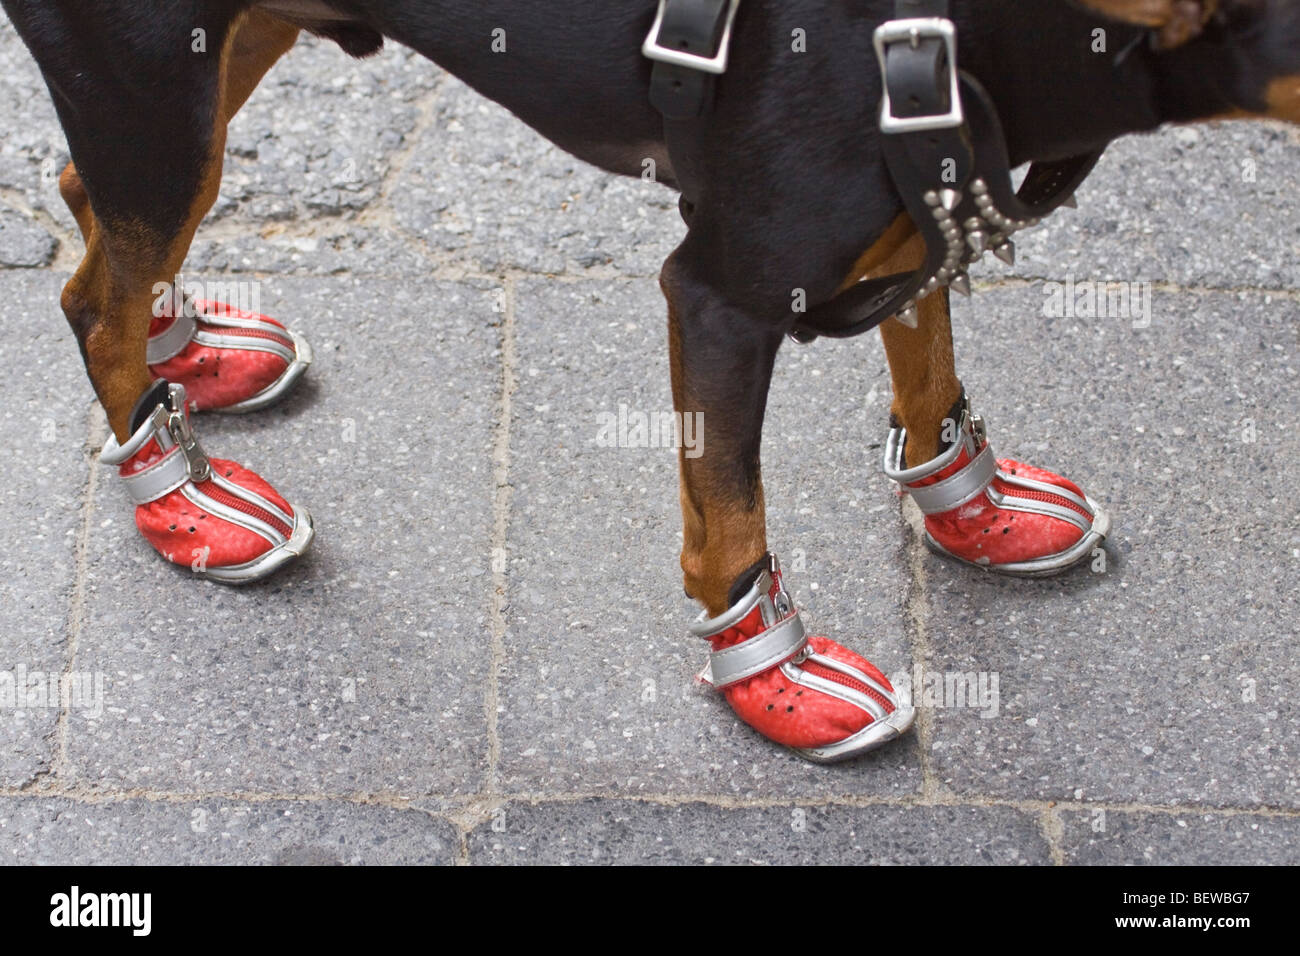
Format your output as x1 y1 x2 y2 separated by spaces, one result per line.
884 394 1109 576
100 381 313 583
147 297 312 414
692 554 915 763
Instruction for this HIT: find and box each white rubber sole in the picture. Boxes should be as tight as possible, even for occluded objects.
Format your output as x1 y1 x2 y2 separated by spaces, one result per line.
198 504 314 584
924 496 1111 578
216 330 314 414
793 699 917 764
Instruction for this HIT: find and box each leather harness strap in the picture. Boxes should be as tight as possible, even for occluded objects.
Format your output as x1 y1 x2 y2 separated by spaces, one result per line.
642 0 1104 341
644 0 741 207
646 0 738 120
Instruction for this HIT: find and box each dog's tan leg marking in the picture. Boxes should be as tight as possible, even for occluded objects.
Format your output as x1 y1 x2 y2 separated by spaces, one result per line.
59 12 300 441
667 302 770 617
220 12 302 119
840 215 963 470
1262 75 1300 123
1203 75 1300 124
836 213 919 292
1074 0 1180 26
1074 0 1217 48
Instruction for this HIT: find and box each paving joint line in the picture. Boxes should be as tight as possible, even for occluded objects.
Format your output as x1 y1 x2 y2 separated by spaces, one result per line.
484 275 518 799
1039 806 1067 866
24 399 104 793
369 74 450 210
16 259 1288 299
3 786 1297 821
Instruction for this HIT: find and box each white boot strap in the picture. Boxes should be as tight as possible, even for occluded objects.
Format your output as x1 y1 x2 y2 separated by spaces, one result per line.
119 449 192 505
905 443 998 515
708 612 808 689
100 384 211 494
146 312 198 364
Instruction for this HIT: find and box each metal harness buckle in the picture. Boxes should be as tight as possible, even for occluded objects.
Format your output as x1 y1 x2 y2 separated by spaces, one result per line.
873 17 964 134
642 0 743 75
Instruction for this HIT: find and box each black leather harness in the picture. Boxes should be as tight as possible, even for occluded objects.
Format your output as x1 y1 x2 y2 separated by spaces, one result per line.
642 0 1104 341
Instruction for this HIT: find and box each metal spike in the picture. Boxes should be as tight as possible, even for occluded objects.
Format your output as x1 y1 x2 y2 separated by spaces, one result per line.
993 241 1016 265
895 305 919 329
939 189 961 212
949 272 972 297
966 231 988 254
1062 194 1078 209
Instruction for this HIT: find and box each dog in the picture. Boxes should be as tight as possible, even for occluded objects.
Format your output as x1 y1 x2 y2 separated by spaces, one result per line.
3 0 1296 762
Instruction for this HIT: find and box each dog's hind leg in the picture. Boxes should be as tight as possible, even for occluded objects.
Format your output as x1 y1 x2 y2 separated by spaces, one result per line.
56 11 309 417
662 247 914 764
874 228 1110 577
6 6 312 581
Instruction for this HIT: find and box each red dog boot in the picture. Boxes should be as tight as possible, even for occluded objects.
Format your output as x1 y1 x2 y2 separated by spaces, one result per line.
691 554 915 763
883 395 1110 576
100 381 314 583
147 298 312 413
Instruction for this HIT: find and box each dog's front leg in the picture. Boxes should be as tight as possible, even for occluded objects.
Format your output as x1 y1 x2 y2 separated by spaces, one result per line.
661 256 778 618
661 249 914 763
876 231 1110 576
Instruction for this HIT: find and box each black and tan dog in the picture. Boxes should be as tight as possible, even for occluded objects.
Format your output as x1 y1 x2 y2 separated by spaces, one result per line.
3 0 1297 761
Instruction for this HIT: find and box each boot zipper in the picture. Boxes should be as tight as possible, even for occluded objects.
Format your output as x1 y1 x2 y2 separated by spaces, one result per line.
803 661 894 713
992 479 1092 520
196 323 294 348
197 482 292 537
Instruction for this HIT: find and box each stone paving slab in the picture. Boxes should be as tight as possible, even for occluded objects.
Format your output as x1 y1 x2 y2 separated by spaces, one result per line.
922 286 1299 808
496 278 922 798
188 39 445 278
973 122 1300 290
390 79 681 279
0 18 75 241
0 272 92 788
0 796 456 865
62 277 499 797
1060 810 1300 866
213 39 439 225
0 207 56 269
469 799 1050 865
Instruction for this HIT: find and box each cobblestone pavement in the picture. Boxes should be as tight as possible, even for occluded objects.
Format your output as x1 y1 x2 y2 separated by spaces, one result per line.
1 19 1297 864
